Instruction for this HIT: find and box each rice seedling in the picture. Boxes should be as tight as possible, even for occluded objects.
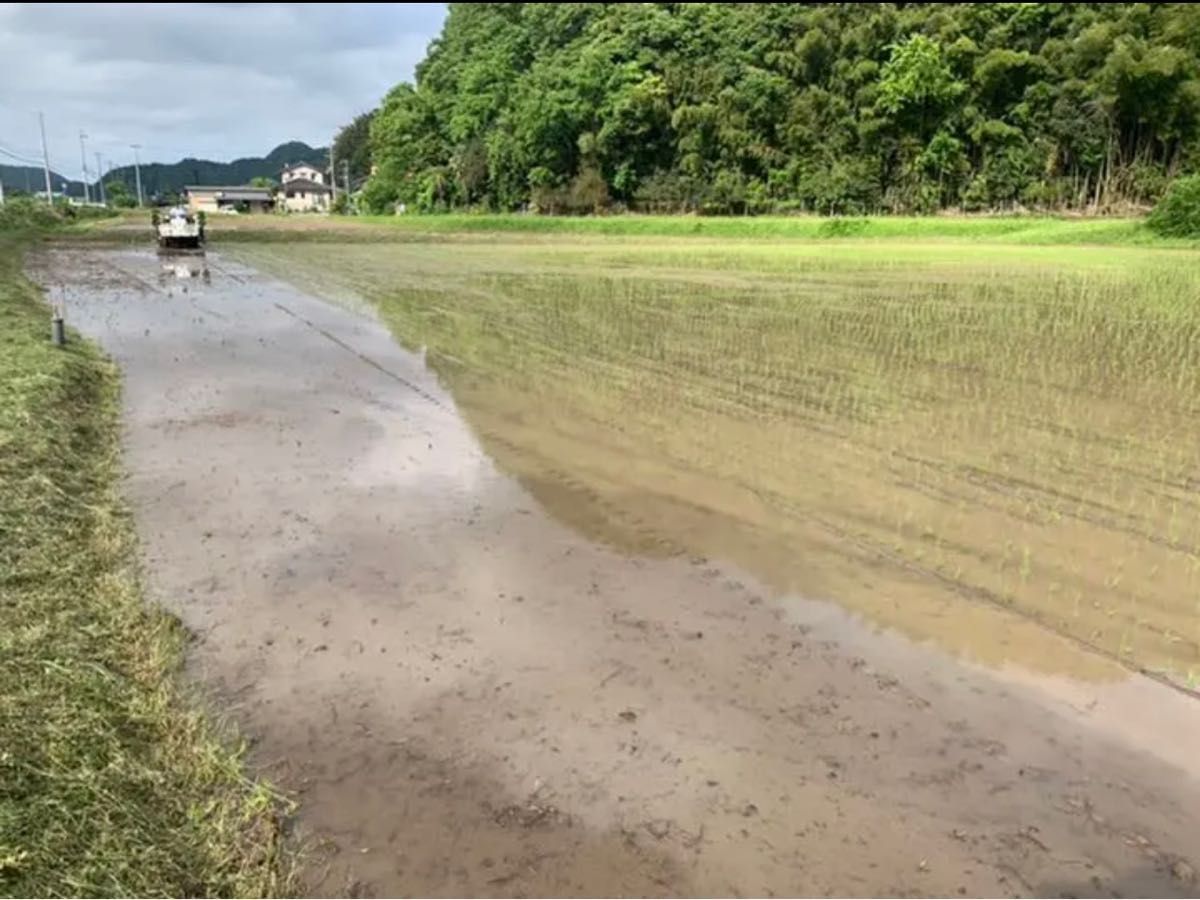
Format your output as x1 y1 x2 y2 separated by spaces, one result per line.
235 234 1200 685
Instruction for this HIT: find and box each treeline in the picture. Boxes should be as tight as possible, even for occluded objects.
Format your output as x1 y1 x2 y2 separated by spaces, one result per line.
346 3 1200 215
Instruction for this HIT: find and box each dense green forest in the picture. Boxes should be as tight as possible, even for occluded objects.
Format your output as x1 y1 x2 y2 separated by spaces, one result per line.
344 3 1200 215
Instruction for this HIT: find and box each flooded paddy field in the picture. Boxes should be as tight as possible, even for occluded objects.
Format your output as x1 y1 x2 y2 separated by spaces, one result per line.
235 236 1200 687
31 235 1200 897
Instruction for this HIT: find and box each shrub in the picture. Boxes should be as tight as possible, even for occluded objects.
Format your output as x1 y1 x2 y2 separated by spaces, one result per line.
358 175 399 214
0 198 115 232
0 197 61 231
567 166 609 214
1147 175 1200 237
818 217 869 237
632 171 704 213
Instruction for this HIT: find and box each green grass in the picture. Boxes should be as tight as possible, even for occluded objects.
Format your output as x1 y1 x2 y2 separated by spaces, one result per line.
86 209 1199 249
348 212 1187 246
235 234 1200 687
0 234 290 896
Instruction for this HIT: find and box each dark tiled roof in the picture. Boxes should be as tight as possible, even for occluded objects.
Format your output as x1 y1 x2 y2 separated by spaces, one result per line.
184 185 274 201
280 178 331 194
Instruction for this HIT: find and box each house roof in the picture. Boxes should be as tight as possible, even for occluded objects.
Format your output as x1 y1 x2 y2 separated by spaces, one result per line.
185 185 273 201
279 178 331 194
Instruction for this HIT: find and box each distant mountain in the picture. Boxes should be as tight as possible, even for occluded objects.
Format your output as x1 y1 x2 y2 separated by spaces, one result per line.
111 141 329 198
0 164 77 197
0 141 327 201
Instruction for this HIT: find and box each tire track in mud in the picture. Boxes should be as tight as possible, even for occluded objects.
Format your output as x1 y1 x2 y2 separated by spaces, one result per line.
207 255 447 410
269 300 448 411
92 250 231 321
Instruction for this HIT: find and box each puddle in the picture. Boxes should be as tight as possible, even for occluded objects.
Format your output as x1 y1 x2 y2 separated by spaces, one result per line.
158 256 210 283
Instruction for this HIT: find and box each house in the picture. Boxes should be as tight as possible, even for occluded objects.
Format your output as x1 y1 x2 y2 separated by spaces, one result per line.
278 163 332 212
184 185 274 214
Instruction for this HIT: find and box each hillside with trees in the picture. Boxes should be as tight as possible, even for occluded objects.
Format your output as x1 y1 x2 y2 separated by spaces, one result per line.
357 3 1200 215
2 142 327 203
102 141 327 201
3 142 329 204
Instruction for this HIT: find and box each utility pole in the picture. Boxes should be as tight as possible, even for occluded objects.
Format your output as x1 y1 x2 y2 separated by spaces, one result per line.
131 143 143 206
343 159 350 200
95 152 106 205
329 144 337 204
79 131 90 203
0 177 6 206
38 111 53 202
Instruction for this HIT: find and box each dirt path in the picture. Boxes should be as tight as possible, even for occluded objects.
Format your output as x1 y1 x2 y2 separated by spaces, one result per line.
32 247 1200 897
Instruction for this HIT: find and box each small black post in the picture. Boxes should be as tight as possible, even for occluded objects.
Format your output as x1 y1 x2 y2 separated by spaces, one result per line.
51 312 65 346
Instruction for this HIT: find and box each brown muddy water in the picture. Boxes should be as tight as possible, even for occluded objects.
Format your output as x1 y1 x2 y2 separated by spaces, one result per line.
28 245 1200 897
233 238 1200 689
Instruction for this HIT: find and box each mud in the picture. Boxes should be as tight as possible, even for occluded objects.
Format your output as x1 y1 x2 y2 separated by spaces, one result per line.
29 246 1200 897
231 238 1200 686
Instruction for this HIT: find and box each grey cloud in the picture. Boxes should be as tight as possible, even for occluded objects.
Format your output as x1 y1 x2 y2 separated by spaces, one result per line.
0 2 444 173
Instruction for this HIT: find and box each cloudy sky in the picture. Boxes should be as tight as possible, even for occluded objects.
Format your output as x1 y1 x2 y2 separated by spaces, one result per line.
0 3 446 176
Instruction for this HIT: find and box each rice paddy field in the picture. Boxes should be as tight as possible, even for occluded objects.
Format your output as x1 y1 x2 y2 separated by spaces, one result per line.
230 232 1200 688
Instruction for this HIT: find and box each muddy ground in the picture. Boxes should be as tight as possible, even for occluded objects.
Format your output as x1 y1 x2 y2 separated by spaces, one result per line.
29 247 1200 898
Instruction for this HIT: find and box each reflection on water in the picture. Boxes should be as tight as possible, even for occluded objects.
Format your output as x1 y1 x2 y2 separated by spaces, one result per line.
442 369 1126 683
233 240 1200 687
158 257 210 284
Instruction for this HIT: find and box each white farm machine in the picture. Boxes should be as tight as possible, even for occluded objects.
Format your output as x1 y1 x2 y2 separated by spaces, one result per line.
153 206 205 252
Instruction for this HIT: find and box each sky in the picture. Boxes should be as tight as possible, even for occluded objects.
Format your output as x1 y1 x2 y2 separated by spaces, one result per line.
0 2 446 177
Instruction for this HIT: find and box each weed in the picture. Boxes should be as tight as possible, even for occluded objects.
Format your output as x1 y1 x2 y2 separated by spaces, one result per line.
0 236 290 896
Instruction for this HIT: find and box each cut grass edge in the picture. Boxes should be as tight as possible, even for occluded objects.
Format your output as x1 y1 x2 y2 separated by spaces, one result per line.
354 212 1172 245
0 233 294 897
84 210 1200 249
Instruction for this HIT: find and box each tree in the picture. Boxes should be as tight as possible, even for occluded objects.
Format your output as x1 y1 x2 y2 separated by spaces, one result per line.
249 176 276 189
878 35 965 137
452 136 489 204
364 83 445 212
1147 174 1200 235
349 3 1200 215
333 111 376 183
104 180 135 209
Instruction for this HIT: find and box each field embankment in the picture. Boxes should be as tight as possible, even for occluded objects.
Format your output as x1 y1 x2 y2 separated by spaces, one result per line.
0 230 288 896
357 213 1175 245
86 209 1200 249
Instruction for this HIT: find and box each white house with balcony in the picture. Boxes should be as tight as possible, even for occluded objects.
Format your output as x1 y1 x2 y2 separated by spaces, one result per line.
278 163 331 212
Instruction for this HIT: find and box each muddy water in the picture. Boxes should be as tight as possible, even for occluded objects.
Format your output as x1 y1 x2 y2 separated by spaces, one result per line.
230 239 1200 688
31 246 1200 897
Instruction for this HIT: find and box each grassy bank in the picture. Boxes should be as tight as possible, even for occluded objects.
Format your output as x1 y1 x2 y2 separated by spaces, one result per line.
355 212 1176 245
235 235 1200 688
0 234 288 896
86 209 1198 249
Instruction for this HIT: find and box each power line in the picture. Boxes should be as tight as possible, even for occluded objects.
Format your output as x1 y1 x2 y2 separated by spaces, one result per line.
0 142 43 162
0 143 43 164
